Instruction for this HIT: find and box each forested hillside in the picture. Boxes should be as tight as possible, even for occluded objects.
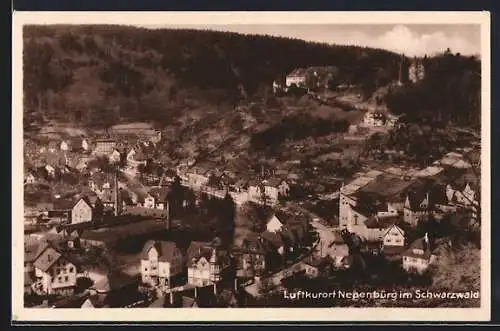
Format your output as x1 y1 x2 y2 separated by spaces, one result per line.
385 50 481 128
23 25 402 130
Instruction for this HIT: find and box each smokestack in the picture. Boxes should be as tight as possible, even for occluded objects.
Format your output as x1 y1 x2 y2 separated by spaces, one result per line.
169 291 174 305
234 278 238 292
114 169 119 217
213 282 217 296
165 201 171 230
194 287 198 298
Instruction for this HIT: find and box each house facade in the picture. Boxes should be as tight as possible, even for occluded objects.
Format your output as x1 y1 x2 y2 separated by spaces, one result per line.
32 247 78 296
71 196 104 224
109 149 122 164
25 173 36 184
285 69 307 88
94 139 117 155
403 192 429 226
234 234 267 278
325 232 350 268
140 240 185 290
363 112 386 127
60 140 70 152
402 235 436 274
187 243 230 287
381 224 405 257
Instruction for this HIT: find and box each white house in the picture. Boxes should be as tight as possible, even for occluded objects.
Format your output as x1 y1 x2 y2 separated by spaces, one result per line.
25 173 36 184
186 242 229 287
81 138 89 151
143 194 156 209
382 224 405 248
109 149 122 164
32 246 78 296
266 214 284 233
403 191 429 226
45 164 56 177
285 68 307 88
140 240 185 290
60 140 70 152
402 234 436 274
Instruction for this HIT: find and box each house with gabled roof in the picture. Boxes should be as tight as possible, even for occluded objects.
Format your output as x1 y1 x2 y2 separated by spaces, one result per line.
381 224 406 257
285 68 307 88
402 234 437 274
71 196 104 224
88 270 139 307
323 230 349 265
24 172 36 184
187 241 231 287
233 233 267 278
403 189 430 226
140 240 185 290
144 187 170 210
32 245 79 296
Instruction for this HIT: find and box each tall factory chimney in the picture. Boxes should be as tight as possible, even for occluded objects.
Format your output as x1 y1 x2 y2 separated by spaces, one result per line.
114 167 120 217
165 200 171 230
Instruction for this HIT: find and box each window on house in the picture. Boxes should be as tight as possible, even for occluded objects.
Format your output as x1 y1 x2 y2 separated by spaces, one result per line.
64 276 69 282
69 267 74 273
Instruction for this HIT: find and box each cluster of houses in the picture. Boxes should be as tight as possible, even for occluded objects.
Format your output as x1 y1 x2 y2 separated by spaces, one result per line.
24 131 162 186
177 163 291 206
233 212 310 277
24 240 80 297
336 165 479 274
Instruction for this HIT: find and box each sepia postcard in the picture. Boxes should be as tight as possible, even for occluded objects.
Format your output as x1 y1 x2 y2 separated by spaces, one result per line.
12 11 491 322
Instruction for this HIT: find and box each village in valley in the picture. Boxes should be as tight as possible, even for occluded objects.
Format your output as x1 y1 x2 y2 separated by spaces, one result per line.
22 25 482 309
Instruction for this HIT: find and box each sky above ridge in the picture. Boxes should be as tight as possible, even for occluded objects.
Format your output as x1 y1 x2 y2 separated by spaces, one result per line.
138 24 481 57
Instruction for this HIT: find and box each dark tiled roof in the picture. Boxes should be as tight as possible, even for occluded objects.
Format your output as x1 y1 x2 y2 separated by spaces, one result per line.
261 231 284 248
428 185 449 206
402 237 433 260
365 216 400 229
236 233 268 254
142 240 180 262
148 187 170 202
405 189 428 211
33 247 62 272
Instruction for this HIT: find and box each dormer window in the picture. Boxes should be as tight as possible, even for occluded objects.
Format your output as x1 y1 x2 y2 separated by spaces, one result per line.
412 248 424 255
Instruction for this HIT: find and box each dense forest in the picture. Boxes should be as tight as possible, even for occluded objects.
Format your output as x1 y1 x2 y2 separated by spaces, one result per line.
385 49 481 128
23 25 403 129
